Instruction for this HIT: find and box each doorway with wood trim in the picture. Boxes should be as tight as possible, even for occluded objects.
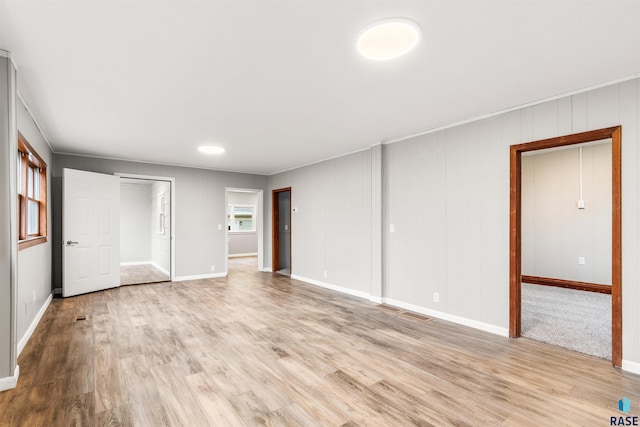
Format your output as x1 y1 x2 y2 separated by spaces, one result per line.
510 126 622 367
272 187 291 276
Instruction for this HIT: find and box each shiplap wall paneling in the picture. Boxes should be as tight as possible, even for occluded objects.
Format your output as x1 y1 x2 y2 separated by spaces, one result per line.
0 56 13 380
385 134 446 308
619 78 640 363
521 144 612 284
325 152 371 293
268 150 372 293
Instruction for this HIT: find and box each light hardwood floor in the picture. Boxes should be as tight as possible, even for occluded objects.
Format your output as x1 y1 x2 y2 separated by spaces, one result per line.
2 257 640 426
120 264 170 286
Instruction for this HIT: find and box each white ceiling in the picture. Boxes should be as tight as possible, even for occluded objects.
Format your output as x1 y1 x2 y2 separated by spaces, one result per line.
1 1 639 175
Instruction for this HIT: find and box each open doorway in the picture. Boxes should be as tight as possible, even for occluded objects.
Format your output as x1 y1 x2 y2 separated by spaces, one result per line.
510 126 621 367
520 140 612 359
225 188 264 274
272 187 291 276
118 174 174 285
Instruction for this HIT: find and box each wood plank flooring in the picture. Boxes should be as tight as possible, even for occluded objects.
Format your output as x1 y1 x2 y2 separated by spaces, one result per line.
120 263 170 286
2 257 640 426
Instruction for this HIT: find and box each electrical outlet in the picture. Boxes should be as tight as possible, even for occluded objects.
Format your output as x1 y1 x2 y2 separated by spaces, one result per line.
217 224 222 230
323 270 327 278
390 224 395 233
578 257 585 265
211 265 215 272
433 292 440 303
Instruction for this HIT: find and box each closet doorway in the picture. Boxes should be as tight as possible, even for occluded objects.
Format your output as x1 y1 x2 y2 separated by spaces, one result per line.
118 174 175 285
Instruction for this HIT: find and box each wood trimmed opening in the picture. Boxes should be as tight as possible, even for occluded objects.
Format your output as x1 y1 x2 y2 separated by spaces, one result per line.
272 187 291 274
509 126 622 367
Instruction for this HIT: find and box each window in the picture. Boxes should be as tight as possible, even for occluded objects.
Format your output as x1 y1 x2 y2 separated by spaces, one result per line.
227 205 256 232
18 133 47 249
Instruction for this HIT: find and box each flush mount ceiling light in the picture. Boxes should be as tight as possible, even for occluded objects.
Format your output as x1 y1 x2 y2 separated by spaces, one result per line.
357 18 421 61
198 145 225 155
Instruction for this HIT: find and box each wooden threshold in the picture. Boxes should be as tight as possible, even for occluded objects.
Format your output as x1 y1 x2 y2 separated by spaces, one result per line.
522 275 611 294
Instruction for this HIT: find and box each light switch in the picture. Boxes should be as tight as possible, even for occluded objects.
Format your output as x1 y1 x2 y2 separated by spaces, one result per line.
389 224 395 233
284 224 289 231
217 224 222 230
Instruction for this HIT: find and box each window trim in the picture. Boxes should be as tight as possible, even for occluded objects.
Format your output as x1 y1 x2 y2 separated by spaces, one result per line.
18 132 47 250
227 204 257 233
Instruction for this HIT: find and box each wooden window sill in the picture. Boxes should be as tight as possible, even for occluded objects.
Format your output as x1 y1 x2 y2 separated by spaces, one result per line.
19 236 47 250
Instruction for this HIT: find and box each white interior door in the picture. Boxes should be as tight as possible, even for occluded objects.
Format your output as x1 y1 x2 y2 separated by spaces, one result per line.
63 168 120 297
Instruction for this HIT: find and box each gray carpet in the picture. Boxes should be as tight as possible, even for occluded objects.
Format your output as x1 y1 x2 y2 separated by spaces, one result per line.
521 283 611 360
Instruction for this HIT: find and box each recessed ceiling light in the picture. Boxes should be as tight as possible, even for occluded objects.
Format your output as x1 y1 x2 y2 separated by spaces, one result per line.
198 145 225 155
357 18 421 61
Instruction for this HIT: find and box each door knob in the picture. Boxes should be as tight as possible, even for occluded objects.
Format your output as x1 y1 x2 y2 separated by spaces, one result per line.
65 240 79 246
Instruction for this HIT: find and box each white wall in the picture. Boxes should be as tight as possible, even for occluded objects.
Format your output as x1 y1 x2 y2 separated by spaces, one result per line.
150 181 171 274
228 191 258 256
120 182 152 263
522 143 612 284
52 155 269 284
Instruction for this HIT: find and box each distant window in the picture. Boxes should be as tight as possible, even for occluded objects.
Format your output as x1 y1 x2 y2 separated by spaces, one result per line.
18 133 47 249
227 205 256 232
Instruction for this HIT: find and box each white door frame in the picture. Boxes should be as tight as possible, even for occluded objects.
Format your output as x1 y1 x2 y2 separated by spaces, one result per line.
115 173 176 281
225 188 264 272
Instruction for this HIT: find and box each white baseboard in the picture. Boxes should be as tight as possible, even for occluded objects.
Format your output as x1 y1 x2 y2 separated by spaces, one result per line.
622 360 640 375
290 275 371 300
174 272 227 281
0 365 19 392
150 262 170 277
288 276 508 337
120 261 152 266
261 267 273 272
18 293 53 356
229 252 258 258
381 298 509 337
